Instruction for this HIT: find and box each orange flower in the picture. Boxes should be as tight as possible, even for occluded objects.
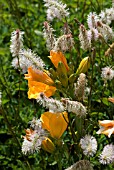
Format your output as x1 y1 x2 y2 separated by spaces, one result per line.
49 50 69 71
25 67 54 86
97 120 114 138
27 81 56 99
108 97 114 104
40 112 69 139
25 67 56 99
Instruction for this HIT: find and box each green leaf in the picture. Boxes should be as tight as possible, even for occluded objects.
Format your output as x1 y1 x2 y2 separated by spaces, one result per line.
2 99 10 104
102 97 109 106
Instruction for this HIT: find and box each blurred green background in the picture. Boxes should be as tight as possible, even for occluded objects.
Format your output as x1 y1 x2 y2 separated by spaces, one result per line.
0 0 113 169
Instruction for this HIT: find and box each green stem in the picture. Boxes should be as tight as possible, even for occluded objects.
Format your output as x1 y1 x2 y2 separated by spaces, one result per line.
88 47 96 114
54 148 62 170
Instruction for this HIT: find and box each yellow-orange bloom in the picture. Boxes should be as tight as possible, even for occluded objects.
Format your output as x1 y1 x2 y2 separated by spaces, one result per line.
25 67 56 99
40 112 69 139
108 97 114 104
25 67 54 86
97 120 114 138
42 137 55 153
28 81 56 99
49 50 69 71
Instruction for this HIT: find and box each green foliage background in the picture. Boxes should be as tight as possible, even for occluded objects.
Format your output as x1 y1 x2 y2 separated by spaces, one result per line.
0 0 114 169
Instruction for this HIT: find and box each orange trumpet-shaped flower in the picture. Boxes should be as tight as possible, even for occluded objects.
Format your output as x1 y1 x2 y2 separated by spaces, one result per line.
40 112 69 139
49 50 69 71
42 137 55 153
25 67 56 99
27 81 56 99
25 67 54 86
96 120 114 138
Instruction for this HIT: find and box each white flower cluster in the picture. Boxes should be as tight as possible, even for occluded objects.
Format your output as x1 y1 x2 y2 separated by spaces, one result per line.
99 8 114 25
99 144 114 164
10 30 24 57
87 12 99 29
43 0 69 21
37 93 87 116
87 28 99 42
79 25 91 50
37 93 65 113
22 119 47 155
29 117 42 130
79 12 100 50
12 49 45 73
43 21 56 51
53 34 74 52
65 160 93 170
43 21 74 52
10 30 45 73
22 131 42 155
101 66 114 81
74 73 86 101
61 98 87 117
87 12 114 41
97 21 114 41
19 49 45 71
12 57 29 73
79 9 114 50
80 135 97 157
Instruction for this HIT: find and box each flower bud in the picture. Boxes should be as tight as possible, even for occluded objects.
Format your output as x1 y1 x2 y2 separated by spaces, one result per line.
42 137 55 153
76 57 90 75
49 68 57 80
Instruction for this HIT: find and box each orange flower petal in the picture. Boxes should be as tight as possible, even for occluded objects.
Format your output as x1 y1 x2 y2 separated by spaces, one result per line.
44 86 56 98
25 67 54 85
97 120 114 137
49 50 69 71
101 127 114 137
41 112 68 139
99 120 114 128
40 112 53 131
108 97 114 104
27 81 56 99
49 112 68 139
